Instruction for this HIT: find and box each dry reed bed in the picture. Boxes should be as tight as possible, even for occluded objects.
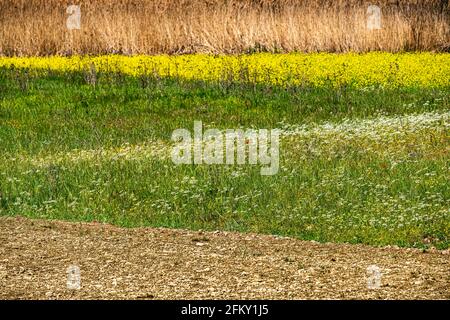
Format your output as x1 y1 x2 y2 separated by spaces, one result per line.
0 0 449 56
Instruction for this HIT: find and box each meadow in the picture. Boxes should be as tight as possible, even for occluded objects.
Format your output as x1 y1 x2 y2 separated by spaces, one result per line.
0 53 449 249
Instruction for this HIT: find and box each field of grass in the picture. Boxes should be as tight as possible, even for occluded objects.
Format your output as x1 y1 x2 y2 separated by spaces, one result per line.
0 55 449 249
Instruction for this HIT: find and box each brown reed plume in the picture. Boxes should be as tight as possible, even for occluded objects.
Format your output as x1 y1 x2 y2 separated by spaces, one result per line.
0 0 449 56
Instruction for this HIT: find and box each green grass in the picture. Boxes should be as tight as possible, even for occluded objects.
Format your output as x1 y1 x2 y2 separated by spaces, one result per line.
0 68 449 248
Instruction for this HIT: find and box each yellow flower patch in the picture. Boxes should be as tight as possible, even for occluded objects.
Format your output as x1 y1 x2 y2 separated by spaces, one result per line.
0 52 448 88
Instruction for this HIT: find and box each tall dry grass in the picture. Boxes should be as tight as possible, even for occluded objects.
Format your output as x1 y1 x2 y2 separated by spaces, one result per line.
0 0 449 56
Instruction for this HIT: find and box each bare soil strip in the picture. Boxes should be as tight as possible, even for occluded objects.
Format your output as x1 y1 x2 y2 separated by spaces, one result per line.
0 216 448 299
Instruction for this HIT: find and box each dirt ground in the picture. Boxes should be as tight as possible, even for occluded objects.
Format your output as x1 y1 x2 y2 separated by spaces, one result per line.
0 216 448 300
